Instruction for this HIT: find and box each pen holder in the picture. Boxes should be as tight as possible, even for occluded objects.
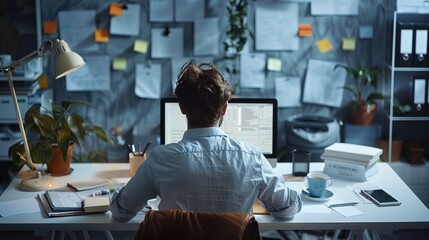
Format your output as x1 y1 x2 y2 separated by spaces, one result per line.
129 152 147 177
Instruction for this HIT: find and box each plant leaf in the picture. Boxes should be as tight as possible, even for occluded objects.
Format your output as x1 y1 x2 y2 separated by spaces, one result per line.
8 140 25 167
366 92 387 103
67 113 86 139
86 125 114 144
31 142 54 164
33 114 58 138
57 127 72 162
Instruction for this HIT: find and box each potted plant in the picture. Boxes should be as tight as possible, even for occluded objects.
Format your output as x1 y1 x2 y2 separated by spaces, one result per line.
335 64 387 125
223 0 254 89
8 99 113 176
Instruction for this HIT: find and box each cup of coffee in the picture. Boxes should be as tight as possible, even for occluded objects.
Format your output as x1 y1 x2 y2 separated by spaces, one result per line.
305 171 332 198
129 152 147 177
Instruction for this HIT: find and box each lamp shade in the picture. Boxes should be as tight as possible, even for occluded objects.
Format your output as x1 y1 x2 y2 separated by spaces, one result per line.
53 39 85 79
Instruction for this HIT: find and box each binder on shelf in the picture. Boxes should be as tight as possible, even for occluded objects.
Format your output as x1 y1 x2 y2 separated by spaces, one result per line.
396 21 414 67
413 23 429 67
410 77 427 116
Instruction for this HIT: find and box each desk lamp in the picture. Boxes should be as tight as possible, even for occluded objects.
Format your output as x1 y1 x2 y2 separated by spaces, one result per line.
1 39 85 191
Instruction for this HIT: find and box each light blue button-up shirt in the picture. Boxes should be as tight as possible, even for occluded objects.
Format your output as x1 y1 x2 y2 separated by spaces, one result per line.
110 127 302 222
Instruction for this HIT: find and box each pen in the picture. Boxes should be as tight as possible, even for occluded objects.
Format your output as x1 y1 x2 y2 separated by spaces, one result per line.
141 141 152 156
128 144 136 156
91 188 116 197
327 202 359 208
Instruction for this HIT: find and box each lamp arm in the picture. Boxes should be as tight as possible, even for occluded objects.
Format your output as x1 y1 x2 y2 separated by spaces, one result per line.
0 41 54 172
3 40 54 71
5 70 37 171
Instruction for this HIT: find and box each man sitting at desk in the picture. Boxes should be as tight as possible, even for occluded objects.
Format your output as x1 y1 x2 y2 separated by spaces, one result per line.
110 61 302 222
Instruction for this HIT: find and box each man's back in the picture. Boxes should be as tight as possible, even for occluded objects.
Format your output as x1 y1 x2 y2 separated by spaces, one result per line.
149 127 264 213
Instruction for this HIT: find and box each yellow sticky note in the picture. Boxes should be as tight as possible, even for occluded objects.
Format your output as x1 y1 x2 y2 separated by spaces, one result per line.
342 38 356 51
134 39 148 53
95 29 109 43
113 58 127 70
110 3 123 16
267 58 282 72
44 21 57 34
316 38 333 53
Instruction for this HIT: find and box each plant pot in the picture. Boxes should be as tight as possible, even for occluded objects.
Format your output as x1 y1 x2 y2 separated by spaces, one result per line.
349 102 377 126
47 144 74 176
378 139 403 162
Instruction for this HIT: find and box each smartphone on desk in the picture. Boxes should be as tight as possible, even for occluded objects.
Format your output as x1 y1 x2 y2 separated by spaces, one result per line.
361 189 401 206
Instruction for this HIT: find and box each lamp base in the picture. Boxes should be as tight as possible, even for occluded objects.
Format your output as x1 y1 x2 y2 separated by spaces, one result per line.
19 171 58 191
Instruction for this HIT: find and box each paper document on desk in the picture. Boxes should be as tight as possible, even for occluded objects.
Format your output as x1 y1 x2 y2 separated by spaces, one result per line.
327 200 363 217
0 197 41 217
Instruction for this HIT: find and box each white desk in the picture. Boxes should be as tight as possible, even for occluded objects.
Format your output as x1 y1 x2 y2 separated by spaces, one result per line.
0 162 428 237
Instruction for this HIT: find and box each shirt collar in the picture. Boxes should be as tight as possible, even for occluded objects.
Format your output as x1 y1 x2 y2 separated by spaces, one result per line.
183 127 226 140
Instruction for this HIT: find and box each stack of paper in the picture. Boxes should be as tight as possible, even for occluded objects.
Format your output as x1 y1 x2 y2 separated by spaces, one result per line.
321 143 382 181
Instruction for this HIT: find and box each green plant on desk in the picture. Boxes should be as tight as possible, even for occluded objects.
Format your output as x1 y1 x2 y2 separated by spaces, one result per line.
8 99 113 167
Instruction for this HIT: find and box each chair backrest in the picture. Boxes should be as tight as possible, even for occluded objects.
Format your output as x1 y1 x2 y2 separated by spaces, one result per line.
135 209 261 240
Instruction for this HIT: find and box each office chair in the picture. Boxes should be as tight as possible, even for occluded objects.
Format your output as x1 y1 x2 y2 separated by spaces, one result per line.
135 209 262 240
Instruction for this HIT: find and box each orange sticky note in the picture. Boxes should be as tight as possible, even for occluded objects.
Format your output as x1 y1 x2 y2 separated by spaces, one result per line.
299 23 312 37
316 38 333 53
95 29 109 43
110 3 123 16
44 21 57 34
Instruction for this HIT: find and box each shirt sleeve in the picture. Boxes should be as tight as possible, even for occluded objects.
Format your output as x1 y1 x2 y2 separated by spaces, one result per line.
110 158 157 222
257 157 302 219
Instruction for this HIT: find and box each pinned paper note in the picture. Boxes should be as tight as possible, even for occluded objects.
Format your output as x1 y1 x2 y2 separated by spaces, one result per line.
240 53 266 88
109 3 123 16
113 58 127 70
343 38 356 51
303 59 346 107
135 63 161 99
66 55 110 91
95 29 109 43
58 10 98 52
267 58 282 72
134 39 148 53
299 23 312 37
275 76 301 108
110 4 140 36
360 25 373 39
44 20 57 34
316 38 333 53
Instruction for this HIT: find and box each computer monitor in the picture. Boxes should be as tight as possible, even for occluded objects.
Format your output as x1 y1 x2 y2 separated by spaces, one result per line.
160 98 277 159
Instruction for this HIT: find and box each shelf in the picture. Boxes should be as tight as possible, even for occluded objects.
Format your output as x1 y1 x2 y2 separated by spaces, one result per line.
391 116 429 121
387 65 429 72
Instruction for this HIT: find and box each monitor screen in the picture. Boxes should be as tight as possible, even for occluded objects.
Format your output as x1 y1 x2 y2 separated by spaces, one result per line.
160 98 277 158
